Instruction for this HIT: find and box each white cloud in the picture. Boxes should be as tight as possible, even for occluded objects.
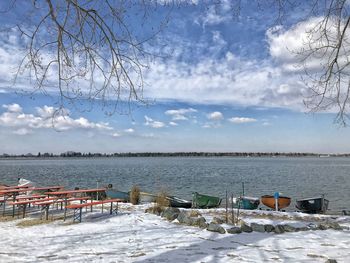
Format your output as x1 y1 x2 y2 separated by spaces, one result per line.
144 49 307 110
229 117 257 124
13 128 32 135
144 115 165 128
0 104 114 133
124 128 135 133
165 108 197 121
169 121 178 126
3 103 22 113
262 121 271 126
196 1 232 26
267 16 350 74
207 111 223 120
112 132 121 137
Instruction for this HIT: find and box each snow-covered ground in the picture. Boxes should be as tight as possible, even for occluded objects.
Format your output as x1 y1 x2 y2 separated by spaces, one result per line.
0 203 349 262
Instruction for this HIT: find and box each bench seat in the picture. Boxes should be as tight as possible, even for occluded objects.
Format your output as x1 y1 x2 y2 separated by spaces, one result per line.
65 198 122 222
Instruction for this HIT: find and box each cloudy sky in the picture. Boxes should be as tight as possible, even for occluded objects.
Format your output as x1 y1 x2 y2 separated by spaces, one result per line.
0 1 349 154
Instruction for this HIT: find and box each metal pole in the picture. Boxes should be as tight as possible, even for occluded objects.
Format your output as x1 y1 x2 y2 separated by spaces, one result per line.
274 192 279 211
231 194 235 224
96 180 99 201
225 190 228 223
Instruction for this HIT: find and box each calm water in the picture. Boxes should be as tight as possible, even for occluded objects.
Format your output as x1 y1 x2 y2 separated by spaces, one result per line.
0 157 349 212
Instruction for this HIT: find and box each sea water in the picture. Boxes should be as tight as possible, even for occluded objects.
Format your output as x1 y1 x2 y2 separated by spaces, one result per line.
0 157 349 212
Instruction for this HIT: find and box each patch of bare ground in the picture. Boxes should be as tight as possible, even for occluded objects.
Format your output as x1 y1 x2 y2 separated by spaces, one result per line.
16 215 65 227
0 216 16 222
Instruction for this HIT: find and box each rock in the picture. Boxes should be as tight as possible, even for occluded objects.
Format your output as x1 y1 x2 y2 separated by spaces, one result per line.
177 211 191 225
318 223 329 230
161 207 180 221
227 226 242 234
283 225 297 232
207 223 226 234
192 217 208 228
145 206 164 216
250 223 265 233
177 211 207 228
274 225 285 234
241 223 253 233
296 226 308 232
307 223 319 230
211 217 225 224
325 259 337 263
327 222 342 231
264 224 275 233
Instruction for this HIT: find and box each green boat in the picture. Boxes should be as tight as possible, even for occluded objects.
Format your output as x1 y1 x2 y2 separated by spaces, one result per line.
192 192 222 209
231 196 260 210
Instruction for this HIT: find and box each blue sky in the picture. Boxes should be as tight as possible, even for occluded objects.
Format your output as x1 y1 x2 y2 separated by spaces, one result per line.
0 1 349 154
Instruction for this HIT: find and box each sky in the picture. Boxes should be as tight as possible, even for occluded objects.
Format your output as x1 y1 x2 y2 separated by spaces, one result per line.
0 1 349 155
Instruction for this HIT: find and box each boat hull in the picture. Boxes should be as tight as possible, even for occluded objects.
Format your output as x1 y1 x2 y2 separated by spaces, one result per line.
232 196 260 210
105 189 129 202
261 195 291 210
166 196 192 208
139 192 157 203
192 192 222 209
296 197 329 214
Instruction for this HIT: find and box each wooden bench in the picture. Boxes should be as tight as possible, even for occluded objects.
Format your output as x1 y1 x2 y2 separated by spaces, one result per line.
15 194 47 200
65 199 122 222
8 197 60 218
36 197 91 220
8 197 90 219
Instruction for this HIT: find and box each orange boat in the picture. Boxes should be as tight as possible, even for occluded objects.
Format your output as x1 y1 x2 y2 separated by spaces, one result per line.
261 195 291 210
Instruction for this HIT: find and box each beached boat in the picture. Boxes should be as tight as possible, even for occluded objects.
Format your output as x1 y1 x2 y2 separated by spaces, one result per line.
261 195 291 210
231 196 260 210
139 192 157 203
296 196 329 214
105 189 130 202
192 192 222 209
166 196 192 208
18 178 34 188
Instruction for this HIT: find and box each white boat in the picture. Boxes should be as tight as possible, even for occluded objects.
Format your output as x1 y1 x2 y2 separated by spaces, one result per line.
18 178 34 188
139 192 157 203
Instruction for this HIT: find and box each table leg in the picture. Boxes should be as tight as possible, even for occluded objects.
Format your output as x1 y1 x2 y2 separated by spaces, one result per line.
63 196 68 221
45 205 49 220
2 197 6 216
23 204 27 218
12 194 15 217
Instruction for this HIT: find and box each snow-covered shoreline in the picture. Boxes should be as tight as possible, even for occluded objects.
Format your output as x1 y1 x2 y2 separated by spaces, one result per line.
0 203 349 262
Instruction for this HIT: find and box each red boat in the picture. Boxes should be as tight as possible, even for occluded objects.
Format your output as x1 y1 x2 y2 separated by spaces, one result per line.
261 195 291 210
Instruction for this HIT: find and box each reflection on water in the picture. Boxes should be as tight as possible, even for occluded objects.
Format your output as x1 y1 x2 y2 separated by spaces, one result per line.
0 157 349 212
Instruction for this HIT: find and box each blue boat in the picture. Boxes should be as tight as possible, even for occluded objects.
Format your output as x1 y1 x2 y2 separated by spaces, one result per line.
231 196 260 210
105 189 129 202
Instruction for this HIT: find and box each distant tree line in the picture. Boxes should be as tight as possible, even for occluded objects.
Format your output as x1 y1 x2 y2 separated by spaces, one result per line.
1 152 350 159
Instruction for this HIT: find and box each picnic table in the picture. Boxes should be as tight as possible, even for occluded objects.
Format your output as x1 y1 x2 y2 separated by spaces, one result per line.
46 189 106 220
1 185 30 190
65 198 122 222
0 186 63 216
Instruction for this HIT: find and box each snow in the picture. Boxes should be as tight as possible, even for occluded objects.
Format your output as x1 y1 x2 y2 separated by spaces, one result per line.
0 204 349 262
